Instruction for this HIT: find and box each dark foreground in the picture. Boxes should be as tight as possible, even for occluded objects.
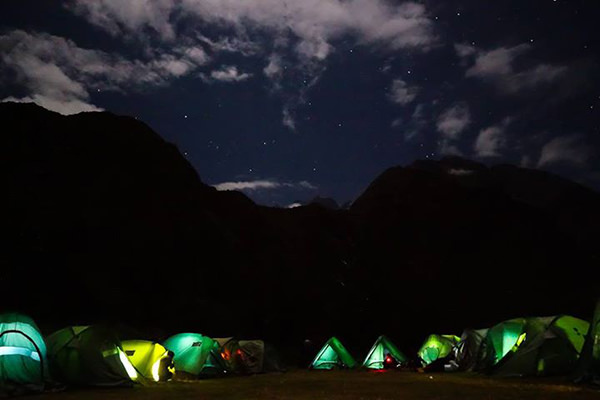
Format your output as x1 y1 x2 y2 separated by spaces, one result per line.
22 370 598 400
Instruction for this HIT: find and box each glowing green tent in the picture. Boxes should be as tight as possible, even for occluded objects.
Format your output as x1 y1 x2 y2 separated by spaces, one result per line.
310 337 357 370
362 335 407 369
492 315 588 377
46 326 136 386
476 317 551 372
121 340 173 382
418 334 460 366
162 333 225 376
574 301 600 384
0 313 48 394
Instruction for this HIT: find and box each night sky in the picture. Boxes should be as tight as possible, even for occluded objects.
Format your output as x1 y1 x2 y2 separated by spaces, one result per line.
1 0 599 206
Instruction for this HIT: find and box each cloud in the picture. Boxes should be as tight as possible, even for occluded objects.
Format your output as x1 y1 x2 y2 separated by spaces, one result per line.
474 118 512 158
213 179 316 191
448 168 475 176
537 135 592 168
438 140 463 156
457 43 566 93
263 54 284 80
201 65 252 83
465 44 530 78
66 0 176 39
282 107 296 131
436 103 471 139
69 1 436 58
64 0 437 130
388 79 419 105
393 103 428 141
0 30 210 114
454 43 476 58
2 95 102 115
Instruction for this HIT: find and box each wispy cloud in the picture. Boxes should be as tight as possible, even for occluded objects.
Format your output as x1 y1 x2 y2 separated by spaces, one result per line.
213 179 316 192
66 0 437 129
388 79 419 105
436 103 471 139
0 30 210 114
537 135 592 168
456 43 566 93
201 65 252 83
473 117 512 158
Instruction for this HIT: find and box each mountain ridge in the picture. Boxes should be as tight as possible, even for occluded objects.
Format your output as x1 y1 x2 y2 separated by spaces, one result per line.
2 102 598 357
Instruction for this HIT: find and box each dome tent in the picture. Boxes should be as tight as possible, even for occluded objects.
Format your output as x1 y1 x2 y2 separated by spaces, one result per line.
121 340 174 382
46 326 136 387
492 315 588 377
475 317 551 372
418 334 460 366
215 337 284 374
362 335 407 369
452 328 488 371
0 313 48 394
310 337 357 370
162 333 226 377
574 300 600 384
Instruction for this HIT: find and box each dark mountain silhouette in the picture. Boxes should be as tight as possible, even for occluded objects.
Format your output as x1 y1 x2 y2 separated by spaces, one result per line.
2 102 599 362
307 196 340 210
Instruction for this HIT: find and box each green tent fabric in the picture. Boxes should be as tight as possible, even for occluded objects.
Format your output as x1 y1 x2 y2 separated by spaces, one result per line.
46 326 135 386
362 335 407 369
574 300 600 384
0 313 48 393
310 337 357 370
452 328 488 371
492 315 589 377
418 334 460 366
162 333 225 376
476 317 552 372
121 340 173 382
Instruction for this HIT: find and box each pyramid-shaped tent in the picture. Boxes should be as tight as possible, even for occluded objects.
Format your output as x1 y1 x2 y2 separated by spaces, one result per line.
362 335 407 369
310 337 356 370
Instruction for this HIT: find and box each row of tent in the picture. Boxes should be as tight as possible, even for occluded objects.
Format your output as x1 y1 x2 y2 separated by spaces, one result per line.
0 313 282 395
309 306 600 383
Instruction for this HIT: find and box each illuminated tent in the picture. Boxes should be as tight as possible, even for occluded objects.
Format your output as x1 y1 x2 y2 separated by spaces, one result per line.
0 313 48 394
310 337 357 370
121 340 173 382
452 328 488 371
418 334 460 366
492 315 588 377
475 317 551 372
362 335 407 369
215 338 283 374
46 326 136 386
162 333 225 377
574 300 600 384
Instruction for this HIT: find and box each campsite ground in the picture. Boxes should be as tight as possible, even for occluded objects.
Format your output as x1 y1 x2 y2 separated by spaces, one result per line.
23 370 598 400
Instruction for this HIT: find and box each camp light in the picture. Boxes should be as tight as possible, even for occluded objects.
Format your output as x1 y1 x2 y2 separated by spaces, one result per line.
384 355 394 367
151 351 173 382
118 348 138 380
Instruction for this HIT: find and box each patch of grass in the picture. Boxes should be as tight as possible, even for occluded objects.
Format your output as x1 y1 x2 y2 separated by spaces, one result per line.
22 370 598 400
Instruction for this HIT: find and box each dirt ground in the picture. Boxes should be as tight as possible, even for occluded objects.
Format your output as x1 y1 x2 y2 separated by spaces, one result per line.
21 370 599 400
